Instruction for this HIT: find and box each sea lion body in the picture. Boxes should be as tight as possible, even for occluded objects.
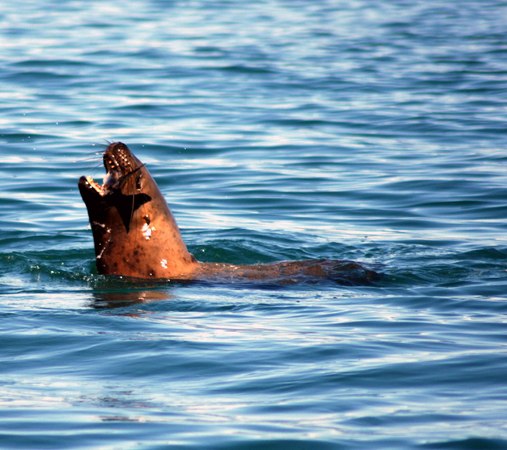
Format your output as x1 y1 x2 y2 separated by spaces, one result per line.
78 143 377 284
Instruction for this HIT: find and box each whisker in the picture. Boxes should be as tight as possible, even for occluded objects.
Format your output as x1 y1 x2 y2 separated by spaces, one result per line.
72 145 106 179
72 142 107 164
73 155 100 164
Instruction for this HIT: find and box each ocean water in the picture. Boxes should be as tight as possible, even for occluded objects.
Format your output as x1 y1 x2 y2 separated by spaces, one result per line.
1 0 507 448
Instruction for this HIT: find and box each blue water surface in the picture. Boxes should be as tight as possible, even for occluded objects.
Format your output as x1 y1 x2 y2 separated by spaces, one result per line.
1 1 507 449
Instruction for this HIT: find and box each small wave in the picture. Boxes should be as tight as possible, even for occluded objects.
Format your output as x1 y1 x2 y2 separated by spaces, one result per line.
420 437 507 450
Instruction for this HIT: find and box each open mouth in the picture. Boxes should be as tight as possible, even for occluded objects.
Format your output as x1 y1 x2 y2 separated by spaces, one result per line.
82 153 125 197
82 171 120 196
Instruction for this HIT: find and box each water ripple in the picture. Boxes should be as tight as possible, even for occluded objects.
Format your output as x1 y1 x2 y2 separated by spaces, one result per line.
1 0 507 448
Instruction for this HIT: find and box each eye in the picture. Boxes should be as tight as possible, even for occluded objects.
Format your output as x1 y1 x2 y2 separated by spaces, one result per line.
136 174 142 191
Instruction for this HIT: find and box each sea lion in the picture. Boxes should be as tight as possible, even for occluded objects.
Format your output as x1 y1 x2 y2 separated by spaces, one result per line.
78 142 378 284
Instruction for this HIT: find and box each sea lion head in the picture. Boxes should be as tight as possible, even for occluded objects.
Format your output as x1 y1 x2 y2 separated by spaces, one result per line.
79 142 152 233
78 142 196 279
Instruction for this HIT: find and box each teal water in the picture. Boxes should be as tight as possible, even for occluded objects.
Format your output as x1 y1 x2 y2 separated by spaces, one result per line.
1 1 507 449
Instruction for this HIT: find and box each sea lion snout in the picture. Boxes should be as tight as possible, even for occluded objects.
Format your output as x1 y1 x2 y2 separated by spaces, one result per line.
103 142 138 176
78 142 139 199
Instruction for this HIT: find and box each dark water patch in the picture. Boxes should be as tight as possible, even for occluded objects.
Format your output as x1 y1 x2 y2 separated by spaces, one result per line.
420 438 507 450
213 64 276 75
10 58 99 69
3 71 76 84
0 248 95 284
0 133 58 143
215 439 346 450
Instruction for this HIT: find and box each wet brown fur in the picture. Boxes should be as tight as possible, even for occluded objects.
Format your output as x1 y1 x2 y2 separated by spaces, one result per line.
79 142 378 284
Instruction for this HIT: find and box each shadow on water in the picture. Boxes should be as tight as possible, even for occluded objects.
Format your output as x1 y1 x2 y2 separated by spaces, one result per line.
88 264 383 310
90 284 175 309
